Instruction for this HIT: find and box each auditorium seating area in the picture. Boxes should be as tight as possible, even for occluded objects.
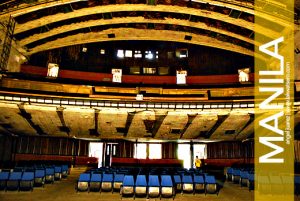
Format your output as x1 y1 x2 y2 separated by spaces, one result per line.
226 166 300 196
76 167 219 199
0 164 69 191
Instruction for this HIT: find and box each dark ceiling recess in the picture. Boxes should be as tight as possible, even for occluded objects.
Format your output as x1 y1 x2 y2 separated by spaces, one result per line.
184 35 192 41
108 33 116 38
225 130 236 135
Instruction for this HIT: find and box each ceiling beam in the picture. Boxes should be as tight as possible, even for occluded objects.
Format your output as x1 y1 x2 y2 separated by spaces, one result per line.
27 28 254 57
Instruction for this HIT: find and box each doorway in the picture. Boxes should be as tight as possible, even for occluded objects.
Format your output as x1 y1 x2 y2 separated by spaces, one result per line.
89 142 103 168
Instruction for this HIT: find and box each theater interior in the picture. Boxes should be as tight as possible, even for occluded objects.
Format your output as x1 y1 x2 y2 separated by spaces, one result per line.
0 0 300 200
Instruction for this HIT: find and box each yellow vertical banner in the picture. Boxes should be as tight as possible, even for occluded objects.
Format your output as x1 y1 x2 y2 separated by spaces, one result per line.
255 1 294 201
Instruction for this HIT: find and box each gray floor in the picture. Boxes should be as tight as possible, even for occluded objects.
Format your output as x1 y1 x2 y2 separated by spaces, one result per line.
0 167 299 201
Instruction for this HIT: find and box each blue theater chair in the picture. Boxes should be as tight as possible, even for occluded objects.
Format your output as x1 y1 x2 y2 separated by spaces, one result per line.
6 172 22 191
34 169 45 187
193 175 205 193
76 173 90 192
161 175 175 199
240 171 249 187
89 173 102 192
54 166 62 180
113 174 124 192
148 175 160 198
20 172 34 191
173 175 182 193
295 176 300 196
101 173 113 193
182 175 194 194
120 175 135 199
247 173 254 191
257 175 270 194
269 175 282 194
226 168 233 181
45 167 55 183
205 175 218 195
135 175 147 198
62 165 69 178
232 169 241 183
0 172 9 190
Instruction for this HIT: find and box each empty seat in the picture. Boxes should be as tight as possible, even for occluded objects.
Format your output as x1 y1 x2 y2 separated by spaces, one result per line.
226 168 233 181
89 173 102 192
295 176 300 196
20 172 34 191
121 175 134 199
54 166 62 180
101 173 113 192
257 175 270 194
269 175 283 194
247 173 254 191
232 169 241 183
34 169 45 187
193 175 205 193
161 175 174 199
113 174 124 191
45 167 55 183
205 175 218 195
240 171 249 187
148 175 160 198
77 173 90 192
61 165 69 178
173 175 182 192
135 175 147 197
0 172 9 190
7 172 22 191
182 175 193 193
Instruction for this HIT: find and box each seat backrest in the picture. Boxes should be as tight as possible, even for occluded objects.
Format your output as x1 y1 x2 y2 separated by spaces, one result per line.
35 169 45 177
232 169 241 176
90 173 102 182
257 175 269 184
240 171 248 178
269 175 282 184
135 175 147 187
46 167 54 174
295 176 300 184
205 175 216 184
182 175 193 184
102 173 113 182
248 173 254 181
54 166 62 172
123 175 134 186
0 172 9 180
227 168 233 174
161 175 173 187
148 175 160 187
173 175 181 183
79 173 90 182
22 172 34 180
193 175 204 183
62 165 68 172
9 172 22 180
114 174 124 182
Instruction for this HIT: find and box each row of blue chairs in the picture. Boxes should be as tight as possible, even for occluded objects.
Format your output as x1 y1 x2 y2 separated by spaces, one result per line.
76 172 218 199
226 168 300 195
0 165 69 191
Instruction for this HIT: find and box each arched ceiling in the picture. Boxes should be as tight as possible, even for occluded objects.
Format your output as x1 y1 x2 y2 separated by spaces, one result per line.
0 0 297 57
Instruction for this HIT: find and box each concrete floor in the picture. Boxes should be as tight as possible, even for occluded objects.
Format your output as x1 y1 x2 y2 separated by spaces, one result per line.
0 167 299 201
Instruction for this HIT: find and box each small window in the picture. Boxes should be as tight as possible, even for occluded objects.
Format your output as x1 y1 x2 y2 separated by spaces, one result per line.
125 50 133 57
82 47 87 52
156 51 159 59
117 50 124 58
143 67 156 74
145 51 154 59
130 67 140 74
176 49 188 58
134 143 147 159
158 67 169 75
100 49 105 54
134 50 142 58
